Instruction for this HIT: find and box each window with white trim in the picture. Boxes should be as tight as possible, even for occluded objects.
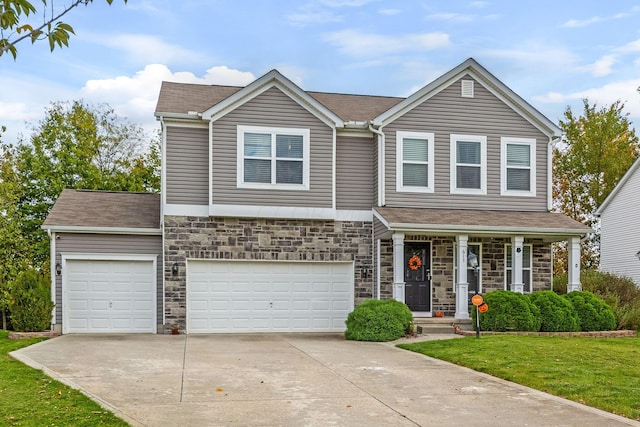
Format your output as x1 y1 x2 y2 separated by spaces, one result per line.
237 125 310 190
396 131 435 193
505 244 532 293
450 134 487 194
501 137 536 196
454 243 482 293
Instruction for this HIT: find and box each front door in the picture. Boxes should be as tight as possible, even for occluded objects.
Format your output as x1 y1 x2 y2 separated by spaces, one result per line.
404 242 431 312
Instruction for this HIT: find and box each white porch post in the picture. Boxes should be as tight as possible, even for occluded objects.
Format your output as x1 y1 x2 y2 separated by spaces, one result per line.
392 233 405 303
511 236 524 294
567 236 582 292
455 235 470 319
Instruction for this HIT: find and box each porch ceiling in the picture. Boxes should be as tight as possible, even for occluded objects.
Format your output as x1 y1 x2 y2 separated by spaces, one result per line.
374 207 592 241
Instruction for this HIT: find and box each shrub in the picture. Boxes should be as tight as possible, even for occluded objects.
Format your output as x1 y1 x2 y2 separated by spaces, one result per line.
552 272 567 294
528 291 579 332
345 299 413 342
8 269 54 332
564 291 616 332
473 290 541 332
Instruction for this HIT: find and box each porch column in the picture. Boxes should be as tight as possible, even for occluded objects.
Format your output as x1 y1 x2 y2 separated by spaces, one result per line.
511 236 524 294
392 233 405 303
455 234 470 320
567 236 582 292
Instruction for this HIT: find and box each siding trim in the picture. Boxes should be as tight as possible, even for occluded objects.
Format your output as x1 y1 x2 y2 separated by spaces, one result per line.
164 204 209 216
44 226 161 235
49 231 56 325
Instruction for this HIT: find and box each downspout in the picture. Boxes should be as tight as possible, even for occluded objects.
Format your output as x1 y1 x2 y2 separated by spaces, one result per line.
158 115 166 328
47 228 56 328
548 135 562 211
368 123 385 206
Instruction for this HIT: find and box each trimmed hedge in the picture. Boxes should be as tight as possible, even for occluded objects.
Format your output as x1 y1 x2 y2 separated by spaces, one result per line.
345 299 413 342
528 291 579 332
474 290 541 332
564 291 616 332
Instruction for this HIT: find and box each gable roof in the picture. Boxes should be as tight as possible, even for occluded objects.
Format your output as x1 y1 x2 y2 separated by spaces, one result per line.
154 58 559 136
595 157 640 216
372 58 562 137
43 189 161 233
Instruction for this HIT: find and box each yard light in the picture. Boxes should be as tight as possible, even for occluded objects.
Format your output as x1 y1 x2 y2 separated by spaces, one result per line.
468 249 481 338
55 263 62 276
172 263 179 276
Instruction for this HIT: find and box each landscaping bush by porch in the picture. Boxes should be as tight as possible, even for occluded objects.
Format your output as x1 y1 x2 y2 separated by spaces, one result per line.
473 290 541 332
345 299 413 342
528 291 579 332
564 291 616 332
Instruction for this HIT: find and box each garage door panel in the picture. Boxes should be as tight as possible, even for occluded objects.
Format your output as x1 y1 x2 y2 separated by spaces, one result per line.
187 261 353 333
65 259 155 333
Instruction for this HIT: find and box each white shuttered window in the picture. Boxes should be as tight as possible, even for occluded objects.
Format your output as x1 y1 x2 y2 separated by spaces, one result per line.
396 131 435 193
500 137 536 196
238 126 310 190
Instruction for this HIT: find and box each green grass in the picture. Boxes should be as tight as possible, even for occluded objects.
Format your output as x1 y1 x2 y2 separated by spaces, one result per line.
0 331 129 426
399 335 640 421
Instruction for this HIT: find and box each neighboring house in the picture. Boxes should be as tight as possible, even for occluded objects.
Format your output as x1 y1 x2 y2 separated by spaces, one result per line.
596 157 640 285
42 58 591 334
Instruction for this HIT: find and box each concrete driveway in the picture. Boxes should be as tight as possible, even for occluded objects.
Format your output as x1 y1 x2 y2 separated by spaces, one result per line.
11 334 640 427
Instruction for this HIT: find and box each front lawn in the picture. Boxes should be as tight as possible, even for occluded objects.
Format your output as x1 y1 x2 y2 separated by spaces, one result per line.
0 331 129 426
399 335 640 421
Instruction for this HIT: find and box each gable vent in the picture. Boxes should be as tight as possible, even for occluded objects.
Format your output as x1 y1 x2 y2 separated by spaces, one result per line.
461 80 474 98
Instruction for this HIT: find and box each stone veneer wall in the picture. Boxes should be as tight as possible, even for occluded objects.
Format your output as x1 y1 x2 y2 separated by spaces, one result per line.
377 236 552 316
164 216 373 332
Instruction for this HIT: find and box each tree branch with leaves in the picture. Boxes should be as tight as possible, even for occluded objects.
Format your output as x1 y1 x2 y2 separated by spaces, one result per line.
0 0 126 59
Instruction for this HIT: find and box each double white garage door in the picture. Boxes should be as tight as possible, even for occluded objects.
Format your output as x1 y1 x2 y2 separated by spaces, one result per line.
187 261 354 333
65 259 353 334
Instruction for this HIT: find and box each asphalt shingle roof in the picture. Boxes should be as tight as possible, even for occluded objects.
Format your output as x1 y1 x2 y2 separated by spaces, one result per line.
43 189 160 229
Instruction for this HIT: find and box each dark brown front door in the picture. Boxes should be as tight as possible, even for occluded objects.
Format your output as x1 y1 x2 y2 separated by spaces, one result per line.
404 242 431 312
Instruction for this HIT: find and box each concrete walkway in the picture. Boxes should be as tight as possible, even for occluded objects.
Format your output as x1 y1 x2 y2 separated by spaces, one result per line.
11 333 640 427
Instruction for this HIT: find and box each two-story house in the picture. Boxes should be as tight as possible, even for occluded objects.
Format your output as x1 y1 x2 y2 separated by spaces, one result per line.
43 58 591 334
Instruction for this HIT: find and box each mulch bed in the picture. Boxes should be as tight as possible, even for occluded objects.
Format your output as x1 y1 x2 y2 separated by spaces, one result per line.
454 328 636 338
8 331 61 340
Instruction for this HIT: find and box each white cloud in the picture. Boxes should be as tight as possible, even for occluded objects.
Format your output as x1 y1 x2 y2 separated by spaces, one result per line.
85 33 206 64
470 1 488 8
533 78 640 122
319 0 376 7
81 64 256 134
561 5 640 28
428 13 474 22
287 10 342 26
589 55 616 77
378 8 401 15
617 39 640 53
483 43 580 71
324 29 450 57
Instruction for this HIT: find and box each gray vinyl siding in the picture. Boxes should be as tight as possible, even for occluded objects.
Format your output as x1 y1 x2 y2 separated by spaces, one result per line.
599 165 640 285
385 76 549 211
336 136 374 210
373 134 379 206
373 216 392 240
166 126 209 205
54 233 163 328
212 87 333 207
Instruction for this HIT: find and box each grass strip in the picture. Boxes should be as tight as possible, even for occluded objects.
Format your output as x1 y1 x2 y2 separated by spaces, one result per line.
399 335 640 421
0 331 129 426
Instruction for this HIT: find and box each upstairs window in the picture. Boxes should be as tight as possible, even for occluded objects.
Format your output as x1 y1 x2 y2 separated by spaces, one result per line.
501 137 536 196
396 131 435 193
450 134 486 195
237 125 309 190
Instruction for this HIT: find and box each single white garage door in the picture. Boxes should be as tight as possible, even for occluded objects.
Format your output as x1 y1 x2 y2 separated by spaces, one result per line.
65 259 156 333
187 261 354 333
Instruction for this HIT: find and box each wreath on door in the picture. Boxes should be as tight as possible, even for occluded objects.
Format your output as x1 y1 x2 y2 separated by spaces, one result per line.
408 254 422 271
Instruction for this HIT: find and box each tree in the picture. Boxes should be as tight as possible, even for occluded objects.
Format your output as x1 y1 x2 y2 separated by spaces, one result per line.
553 99 640 272
1 100 160 271
0 0 126 59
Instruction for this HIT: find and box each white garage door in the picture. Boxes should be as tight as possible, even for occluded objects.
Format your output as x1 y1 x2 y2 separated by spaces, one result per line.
187 261 354 333
65 259 156 333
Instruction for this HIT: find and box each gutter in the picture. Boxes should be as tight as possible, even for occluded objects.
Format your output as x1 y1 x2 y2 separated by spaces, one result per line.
368 123 386 207
41 225 162 235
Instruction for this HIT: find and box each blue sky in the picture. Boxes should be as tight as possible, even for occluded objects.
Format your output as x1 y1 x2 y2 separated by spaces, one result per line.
1 0 640 142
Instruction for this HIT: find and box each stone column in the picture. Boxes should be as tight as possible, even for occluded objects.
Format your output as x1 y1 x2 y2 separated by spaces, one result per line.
392 233 405 303
455 234 470 319
511 236 524 293
567 236 582 292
